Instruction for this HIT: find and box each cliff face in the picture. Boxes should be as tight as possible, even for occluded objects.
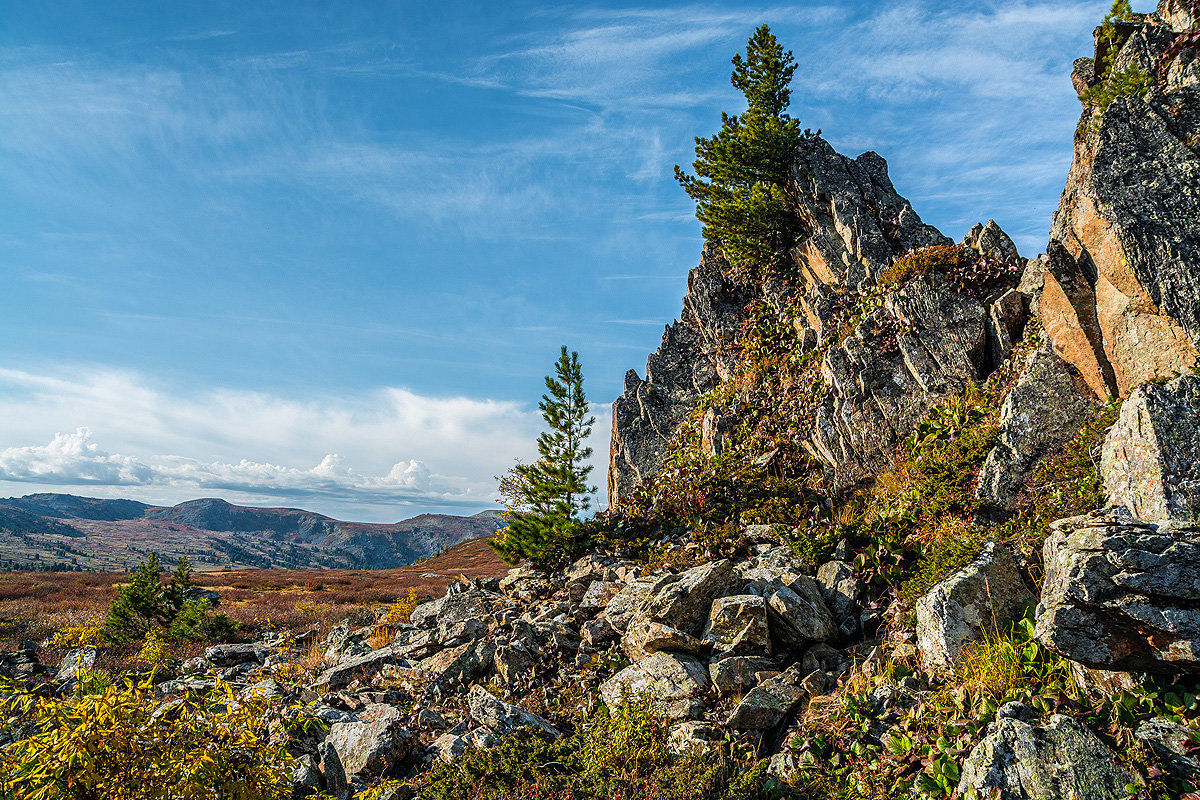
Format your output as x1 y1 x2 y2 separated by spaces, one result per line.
1042 7 1200 399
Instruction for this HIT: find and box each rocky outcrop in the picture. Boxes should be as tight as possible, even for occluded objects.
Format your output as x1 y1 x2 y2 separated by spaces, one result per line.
915 543 1033 675
1037 507 1200 673
608 246 753 505
789 136 949 292
814 268 1019 488
608 135 948 505
958 703 1130 800
1102 374 1200 521
978 342 1104 506
1041 4 1200 400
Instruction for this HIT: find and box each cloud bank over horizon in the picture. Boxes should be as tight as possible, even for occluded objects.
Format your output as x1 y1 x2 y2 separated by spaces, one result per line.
0 368 612 522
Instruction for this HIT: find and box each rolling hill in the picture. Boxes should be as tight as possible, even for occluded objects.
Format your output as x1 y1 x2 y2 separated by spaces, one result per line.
0 493 504 572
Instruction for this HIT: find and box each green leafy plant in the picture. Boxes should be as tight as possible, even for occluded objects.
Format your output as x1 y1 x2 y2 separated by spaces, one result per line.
0 675 295 799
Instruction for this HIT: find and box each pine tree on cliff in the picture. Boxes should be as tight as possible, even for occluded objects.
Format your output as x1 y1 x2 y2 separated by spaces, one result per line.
491 346 596 567
675 24 811 279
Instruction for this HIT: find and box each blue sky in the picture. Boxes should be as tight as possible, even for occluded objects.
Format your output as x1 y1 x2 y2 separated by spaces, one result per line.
0 1 1122 521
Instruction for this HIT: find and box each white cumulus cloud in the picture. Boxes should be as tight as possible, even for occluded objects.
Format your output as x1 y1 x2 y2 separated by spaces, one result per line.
0 367 611 521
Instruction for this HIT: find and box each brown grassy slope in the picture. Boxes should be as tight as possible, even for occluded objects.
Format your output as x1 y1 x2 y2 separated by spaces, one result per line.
0 536 510 669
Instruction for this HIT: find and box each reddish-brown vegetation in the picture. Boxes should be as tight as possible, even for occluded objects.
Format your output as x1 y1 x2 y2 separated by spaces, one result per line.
0 537 509 672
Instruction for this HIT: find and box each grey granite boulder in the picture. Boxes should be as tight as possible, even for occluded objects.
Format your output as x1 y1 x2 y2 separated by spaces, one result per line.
601 574 673 633
1135 717 1200 778
493 641 536 687
725 664 808 730
409 582 508 631
703 594 771 655
667 720 719 756
915 543 1032 675
707 654 777 696
418 640 495 688
56 647 96 683
1102 374 1200 521
1037 507 1200 673
600 652 710 721
623 560 736 659
326 704 414 782
638 622 703 655
313 646 397 694
816 560 860 640
204 642 271 667
958 709 1129 800
764 577 837 652
467 684 561 738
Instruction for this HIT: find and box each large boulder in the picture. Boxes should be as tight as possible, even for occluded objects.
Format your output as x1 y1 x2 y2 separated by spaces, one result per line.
600 574 672 633
326 704 415 783
312 647 397 694
417 640 495 688
958 705 1129 800
702 594 771 655
978 342 1104 506
707 654 777 696
600 652 710 721
815 560 860 640
1041 7 1200 401
915 543 1033 675
725 664 809 731
764 577 837 652
56 647 96 683
789 136 950 292
409 582 508 631
204 643 271 668
1102 374 1200 521
466 685 561 738
623 560 736 659
1037 507 1200 673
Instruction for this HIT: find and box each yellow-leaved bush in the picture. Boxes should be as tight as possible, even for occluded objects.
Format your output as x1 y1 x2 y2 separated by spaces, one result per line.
0 676 298 800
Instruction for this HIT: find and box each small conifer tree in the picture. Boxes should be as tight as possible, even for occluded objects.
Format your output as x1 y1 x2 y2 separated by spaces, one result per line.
163 554 192 617
675 24 812 279
105 552 165 641
491 346 596 567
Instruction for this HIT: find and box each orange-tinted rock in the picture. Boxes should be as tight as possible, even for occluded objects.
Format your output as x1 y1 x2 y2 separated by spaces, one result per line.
1043 8 1200 399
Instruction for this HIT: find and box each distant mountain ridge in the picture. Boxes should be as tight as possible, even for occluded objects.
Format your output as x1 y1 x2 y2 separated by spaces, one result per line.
0 493 503 572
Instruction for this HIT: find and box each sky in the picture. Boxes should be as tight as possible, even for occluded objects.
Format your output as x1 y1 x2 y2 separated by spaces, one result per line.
0 0 1128 521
